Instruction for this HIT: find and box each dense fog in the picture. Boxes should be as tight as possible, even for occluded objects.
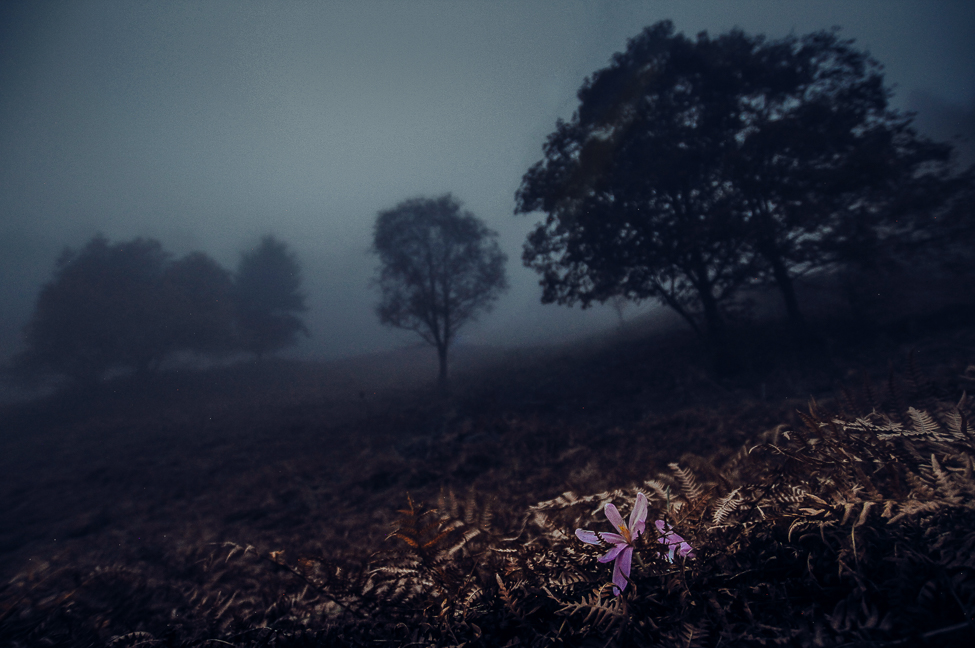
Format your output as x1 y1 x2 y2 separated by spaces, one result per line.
4 5 975 644
1 0 973 371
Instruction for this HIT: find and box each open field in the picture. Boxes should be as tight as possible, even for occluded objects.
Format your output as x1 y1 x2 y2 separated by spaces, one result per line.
2 310 975 646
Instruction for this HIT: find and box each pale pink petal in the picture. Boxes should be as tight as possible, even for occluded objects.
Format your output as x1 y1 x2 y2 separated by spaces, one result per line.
604 503 625 533
654 519 696 560
612 546 633 594
575 528 601 545
599 543 625 563
597 531 626 545
629 493 648 537
656 520 683 545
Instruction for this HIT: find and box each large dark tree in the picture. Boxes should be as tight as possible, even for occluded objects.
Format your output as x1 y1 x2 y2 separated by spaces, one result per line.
371 194 508 393
516 22 760 367
725 29 956 338
233 235 308 359
515 21 962 357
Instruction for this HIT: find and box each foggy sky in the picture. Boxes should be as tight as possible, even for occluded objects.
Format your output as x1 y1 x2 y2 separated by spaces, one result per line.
2 0 973 363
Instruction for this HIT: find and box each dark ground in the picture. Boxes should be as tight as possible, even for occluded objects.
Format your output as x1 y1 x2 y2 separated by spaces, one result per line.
1 302 975 645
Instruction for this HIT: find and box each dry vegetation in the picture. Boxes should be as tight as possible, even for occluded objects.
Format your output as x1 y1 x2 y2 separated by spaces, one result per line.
2 306 975 646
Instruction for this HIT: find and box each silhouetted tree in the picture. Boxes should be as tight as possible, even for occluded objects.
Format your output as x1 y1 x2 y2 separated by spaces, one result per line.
15 237 242 385
516 21 963 358
921 169 975 274
516 22 758 370
832 164 975 326
233 235 308 359
371 195 508 393
161 252 236 359
16 235 172 383
725 29 957 339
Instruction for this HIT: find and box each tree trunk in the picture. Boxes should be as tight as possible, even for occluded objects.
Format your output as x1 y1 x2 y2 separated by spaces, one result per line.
698 287 735 376
655 287 704 342
758 240 813 344
768 252 807 338
437 343 449 396
686 247 736 375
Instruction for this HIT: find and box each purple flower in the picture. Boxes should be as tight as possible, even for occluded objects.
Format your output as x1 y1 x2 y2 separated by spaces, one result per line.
654 520 695 562
575 492 648 595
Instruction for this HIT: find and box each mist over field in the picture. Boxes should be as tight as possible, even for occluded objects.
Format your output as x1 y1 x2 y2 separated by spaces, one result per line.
1 0 973 372
1 4 975 644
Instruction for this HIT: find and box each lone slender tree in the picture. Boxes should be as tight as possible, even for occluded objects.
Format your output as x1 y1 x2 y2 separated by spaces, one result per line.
371 194 508 393
233 235 308 359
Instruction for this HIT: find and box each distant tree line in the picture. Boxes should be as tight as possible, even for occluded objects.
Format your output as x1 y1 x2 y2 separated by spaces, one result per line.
15 21 973 391
516 21 975 371
13 233 307 385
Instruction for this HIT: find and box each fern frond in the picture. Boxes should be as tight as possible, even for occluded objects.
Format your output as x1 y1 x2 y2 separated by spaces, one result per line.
551 586 626 632
887 499 945 524
669 462 704 501
710 488 742 526
908 407 942 438
642 479 671 503
530 490 579 510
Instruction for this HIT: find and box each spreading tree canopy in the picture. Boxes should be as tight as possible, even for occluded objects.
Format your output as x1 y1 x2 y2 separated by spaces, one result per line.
723 28 956 336
371 194 508 393
515 21 961 359
233 235 308 359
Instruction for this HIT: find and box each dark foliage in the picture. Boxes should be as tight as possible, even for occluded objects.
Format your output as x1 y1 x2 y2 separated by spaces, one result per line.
370 194 508 393
831 167 975 328
3 385 974 645
726 29 959 338
234 235 309 360
515 20 967 361
516 22 754 363
18 235 172 382
13 236 237 385
160 252 236 359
